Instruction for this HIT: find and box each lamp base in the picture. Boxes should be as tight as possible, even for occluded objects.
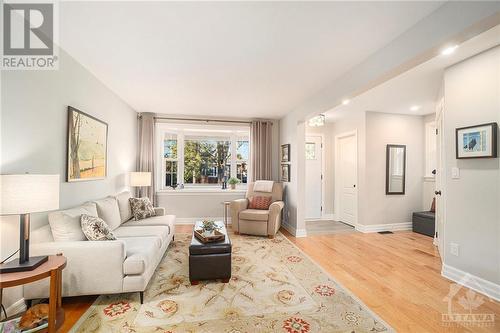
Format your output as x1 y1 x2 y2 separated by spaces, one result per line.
0 255 48 274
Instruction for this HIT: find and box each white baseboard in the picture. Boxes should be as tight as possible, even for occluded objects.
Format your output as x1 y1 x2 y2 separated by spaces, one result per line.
5 298 26 317
355 222 412 233
441 264 500 302
281 222 307 238
175 217 231 225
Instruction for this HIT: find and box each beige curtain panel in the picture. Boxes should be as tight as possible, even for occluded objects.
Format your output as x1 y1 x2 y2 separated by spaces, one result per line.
137 112 156 204
250 120 273 181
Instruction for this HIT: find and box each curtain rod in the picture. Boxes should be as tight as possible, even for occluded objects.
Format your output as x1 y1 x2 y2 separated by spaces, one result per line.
150 116 273 125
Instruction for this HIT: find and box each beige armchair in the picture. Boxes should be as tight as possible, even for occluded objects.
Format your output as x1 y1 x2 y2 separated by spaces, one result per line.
230 182 284 238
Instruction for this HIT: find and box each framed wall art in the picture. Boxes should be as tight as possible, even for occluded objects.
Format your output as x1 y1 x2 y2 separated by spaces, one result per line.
281 164 290 182
456 122 497 159
67 106 108 182
281 144 290 162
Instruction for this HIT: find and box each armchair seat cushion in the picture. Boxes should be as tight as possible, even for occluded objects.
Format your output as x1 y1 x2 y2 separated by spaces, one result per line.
239 209 269 221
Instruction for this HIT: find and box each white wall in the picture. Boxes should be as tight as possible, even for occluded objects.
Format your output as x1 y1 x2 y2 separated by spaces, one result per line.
157 191 245 221
423 113 437 211
364 112 425 226
0 49 137 313
443 46 500 287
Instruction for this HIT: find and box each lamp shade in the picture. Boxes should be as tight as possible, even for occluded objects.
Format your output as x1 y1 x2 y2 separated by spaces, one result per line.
0 174 60 215
130 172 151 187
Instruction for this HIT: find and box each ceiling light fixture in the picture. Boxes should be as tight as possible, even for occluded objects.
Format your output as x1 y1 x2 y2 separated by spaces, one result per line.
441 45 458 56
410 105 420 111
342 99 350 105
308 114 325 127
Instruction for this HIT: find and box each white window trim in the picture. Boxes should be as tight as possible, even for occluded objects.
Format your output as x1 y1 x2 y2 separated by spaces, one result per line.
155 123 250 191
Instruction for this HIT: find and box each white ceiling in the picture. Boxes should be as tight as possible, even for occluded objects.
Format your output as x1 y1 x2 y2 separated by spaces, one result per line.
323 24 500 122
59 1 444 119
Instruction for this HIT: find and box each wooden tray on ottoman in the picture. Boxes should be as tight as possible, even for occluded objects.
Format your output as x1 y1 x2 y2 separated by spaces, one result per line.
194 229 226 243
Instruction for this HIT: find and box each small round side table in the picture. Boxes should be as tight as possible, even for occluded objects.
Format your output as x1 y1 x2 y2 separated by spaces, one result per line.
0 255 66 333
222 201 231 227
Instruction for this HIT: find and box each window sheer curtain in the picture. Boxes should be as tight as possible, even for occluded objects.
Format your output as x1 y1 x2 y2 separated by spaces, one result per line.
137 113 156 204
250 120 273 181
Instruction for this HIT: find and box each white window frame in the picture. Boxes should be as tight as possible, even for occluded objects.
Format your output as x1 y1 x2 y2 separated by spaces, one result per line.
156 123 250 191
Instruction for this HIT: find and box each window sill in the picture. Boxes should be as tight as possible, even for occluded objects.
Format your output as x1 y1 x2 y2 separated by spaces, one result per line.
157 188 247 195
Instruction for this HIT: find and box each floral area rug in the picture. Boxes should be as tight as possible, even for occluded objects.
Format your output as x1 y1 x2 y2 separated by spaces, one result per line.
70 232 391 332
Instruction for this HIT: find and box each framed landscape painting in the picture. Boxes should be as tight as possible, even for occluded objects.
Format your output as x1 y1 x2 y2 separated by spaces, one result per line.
67 106 108 182
456 122 497 159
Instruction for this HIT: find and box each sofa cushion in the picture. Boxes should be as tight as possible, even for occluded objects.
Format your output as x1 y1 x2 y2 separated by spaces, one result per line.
113 225 168 248
121 237 159 275
239 209 269 221
49 202 98 242
111 191 133 223
94 197 122 230
129 197 156 221
81 214 117 241
248 196 272 210
31 225 54 244
122 214 175 234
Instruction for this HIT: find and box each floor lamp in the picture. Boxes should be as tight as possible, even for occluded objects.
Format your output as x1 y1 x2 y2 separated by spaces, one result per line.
130 172 152 197
0 174 60 273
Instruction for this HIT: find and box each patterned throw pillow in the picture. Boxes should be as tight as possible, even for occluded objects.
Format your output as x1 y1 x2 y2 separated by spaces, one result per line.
248 196 273 210
129 197 156 221
80 214 116 241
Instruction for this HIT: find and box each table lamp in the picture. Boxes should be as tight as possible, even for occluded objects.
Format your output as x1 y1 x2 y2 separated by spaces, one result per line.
130 172 151 197
0 174 60 273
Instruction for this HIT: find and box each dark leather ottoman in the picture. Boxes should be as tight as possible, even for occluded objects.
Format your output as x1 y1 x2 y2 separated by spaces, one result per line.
189 221 232 285
412 211 435 237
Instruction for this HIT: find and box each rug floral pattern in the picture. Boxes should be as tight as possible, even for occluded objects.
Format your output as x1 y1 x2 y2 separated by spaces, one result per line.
70 232 390 332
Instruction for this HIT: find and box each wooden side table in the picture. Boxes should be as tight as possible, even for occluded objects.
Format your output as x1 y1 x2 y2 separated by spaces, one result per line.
0 255 66 333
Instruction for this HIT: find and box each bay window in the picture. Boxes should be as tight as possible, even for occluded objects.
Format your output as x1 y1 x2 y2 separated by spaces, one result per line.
156 123 250 190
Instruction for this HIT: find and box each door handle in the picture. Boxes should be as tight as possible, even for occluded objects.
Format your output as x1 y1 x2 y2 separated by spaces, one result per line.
435 190 442 196
353 185 356 188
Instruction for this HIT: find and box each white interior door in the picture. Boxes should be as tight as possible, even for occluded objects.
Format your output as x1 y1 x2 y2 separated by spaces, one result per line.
305 136 322 219
435 99 445 259
337 133 357 225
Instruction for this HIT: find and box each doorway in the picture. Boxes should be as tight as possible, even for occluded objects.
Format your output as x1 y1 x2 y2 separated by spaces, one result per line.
435 98 445 260
305 135 323 219
335 131 358 226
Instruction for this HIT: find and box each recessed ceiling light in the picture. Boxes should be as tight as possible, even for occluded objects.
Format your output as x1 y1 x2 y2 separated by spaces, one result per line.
410 105 420 111
342 99 350 105
441 45 458 56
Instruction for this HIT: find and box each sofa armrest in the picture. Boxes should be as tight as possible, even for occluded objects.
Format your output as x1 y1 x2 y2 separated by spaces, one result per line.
268 201 285 236
24 240 126 299
154 207 166 216
230 199 248 233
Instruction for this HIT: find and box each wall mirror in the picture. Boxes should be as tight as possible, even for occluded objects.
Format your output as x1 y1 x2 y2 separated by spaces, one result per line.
386 144 406 195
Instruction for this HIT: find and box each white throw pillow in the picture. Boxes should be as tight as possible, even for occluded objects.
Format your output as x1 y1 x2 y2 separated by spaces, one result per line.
112 191 133 223
93 197 121 230
48 202 98 242
81 214 116 241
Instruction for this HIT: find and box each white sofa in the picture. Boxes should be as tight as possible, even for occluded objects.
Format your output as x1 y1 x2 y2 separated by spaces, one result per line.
23 191 175 304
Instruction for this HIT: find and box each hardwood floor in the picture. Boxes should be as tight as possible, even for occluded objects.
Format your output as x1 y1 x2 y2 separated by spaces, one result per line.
60 226 500 332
